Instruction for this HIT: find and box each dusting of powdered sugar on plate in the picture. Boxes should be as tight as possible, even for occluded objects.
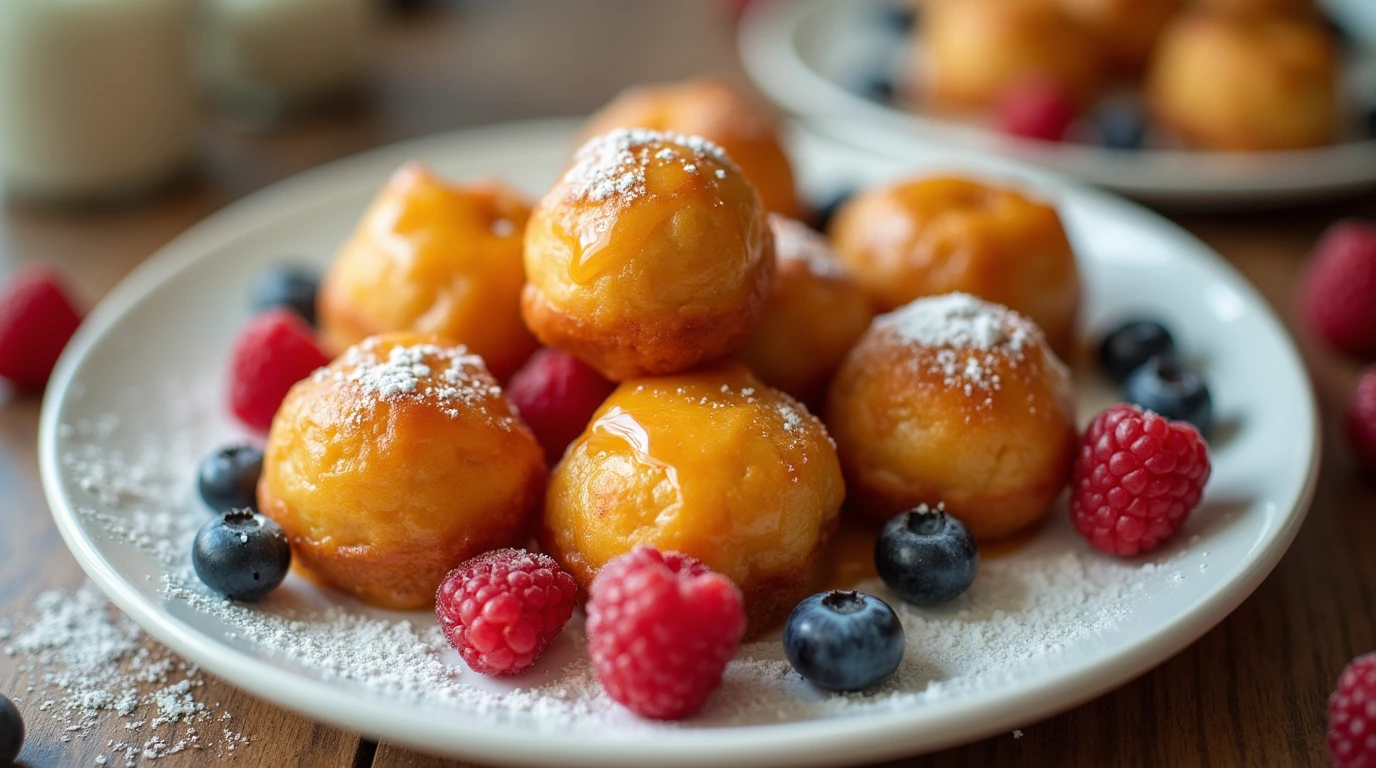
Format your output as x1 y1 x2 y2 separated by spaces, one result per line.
43 375 1197 736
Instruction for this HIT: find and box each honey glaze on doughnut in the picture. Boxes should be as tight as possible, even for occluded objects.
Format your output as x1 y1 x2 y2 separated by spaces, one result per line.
522 128 774 381
541 362 843 633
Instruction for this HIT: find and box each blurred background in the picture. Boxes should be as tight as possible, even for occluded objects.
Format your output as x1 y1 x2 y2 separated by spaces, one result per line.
0 0 752 300
2 1 1376 765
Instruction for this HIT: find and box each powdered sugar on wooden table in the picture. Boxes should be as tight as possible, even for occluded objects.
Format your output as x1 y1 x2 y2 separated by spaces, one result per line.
38 374 1200 740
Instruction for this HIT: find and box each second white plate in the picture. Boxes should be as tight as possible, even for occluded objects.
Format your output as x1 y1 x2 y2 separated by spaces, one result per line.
740 0 1376 206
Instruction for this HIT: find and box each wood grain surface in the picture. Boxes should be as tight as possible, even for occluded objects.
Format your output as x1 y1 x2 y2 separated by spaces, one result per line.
2 2 1374 766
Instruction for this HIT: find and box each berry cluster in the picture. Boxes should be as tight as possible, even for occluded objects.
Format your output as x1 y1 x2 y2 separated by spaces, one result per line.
1301 221 1376 477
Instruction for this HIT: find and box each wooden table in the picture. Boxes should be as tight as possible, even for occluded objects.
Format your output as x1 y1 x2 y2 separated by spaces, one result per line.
2 3 1374 766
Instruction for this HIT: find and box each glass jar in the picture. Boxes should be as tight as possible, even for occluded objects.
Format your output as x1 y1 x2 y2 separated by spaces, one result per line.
0 0 197 202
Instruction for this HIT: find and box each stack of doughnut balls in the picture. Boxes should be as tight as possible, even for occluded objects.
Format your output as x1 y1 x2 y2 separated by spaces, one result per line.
198 78 1214 721
904 0 1357 150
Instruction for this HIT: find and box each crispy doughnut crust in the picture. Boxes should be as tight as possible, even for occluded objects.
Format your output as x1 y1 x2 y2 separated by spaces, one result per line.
829 176 1080 358
258 333 546 610
540 363 843 633
826 295 1077 539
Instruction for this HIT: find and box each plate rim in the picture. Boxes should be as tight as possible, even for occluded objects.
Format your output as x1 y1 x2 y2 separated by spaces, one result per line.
37 117 1323 767
738 0 1376 204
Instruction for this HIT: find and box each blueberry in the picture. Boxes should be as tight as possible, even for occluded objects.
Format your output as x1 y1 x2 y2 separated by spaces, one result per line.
875 506 977 606
1096 102 1146 151
0 693 22 766
1123 356 1213 435
192 509 291 601
811 187 856 233
1097 319 1176 384
856 72 896 104
783 590 904 692
197 444 264 513
249 265 319 326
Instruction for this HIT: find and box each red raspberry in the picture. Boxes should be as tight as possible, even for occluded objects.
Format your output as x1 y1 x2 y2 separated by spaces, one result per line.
228 308 330 431
1070 404 1211 557
1301 220 1376 357
586 546 745 720
506 348 616 462
436 549 578 677
1349 368 1376 475
995 78 1077 142
1330 652 1376 768
0 267 83 392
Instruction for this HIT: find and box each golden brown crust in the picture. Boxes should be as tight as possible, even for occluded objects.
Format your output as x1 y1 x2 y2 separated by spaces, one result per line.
734 216 876 406
318 165 539 379
581 77 801 217
522 130 776 381
825 295 1077 540
1055 0 1180 72
919 0 1102 110
539 363 844 635
257 333 546 610
829 176 1080 360
1146 11 1337 151
521 254 773 381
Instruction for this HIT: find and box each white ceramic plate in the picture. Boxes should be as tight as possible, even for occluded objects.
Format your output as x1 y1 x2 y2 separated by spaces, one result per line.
740 0 1376 206
39 119 1318 767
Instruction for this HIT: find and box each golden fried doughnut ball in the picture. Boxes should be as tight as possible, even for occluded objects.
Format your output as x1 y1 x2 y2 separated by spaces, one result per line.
1147 11 1337 151
828 176 1080 358
734 215 875 405
522 128 774 381
581 78 800 217
826 294 1076 539
541 363 843 631
258 333 546 610
319 164 539 379
919 0 1102 110
1055 0 1181 71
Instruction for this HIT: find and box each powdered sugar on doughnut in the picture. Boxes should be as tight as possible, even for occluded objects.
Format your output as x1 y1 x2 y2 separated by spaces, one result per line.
876 292 1057 408
768 214 847 279
563 128 734 204
880 292 1036 353
314 338 509 423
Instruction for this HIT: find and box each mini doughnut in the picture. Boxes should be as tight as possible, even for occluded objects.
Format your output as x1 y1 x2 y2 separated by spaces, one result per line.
581 77 801 217
258 333 546 610
826 293 1077 539
828 175 1081 358
734 215 875 405
541 363 843 631
319 164 539 379
1147 11 1338 151
522 128 774 381
918 0 1102 110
